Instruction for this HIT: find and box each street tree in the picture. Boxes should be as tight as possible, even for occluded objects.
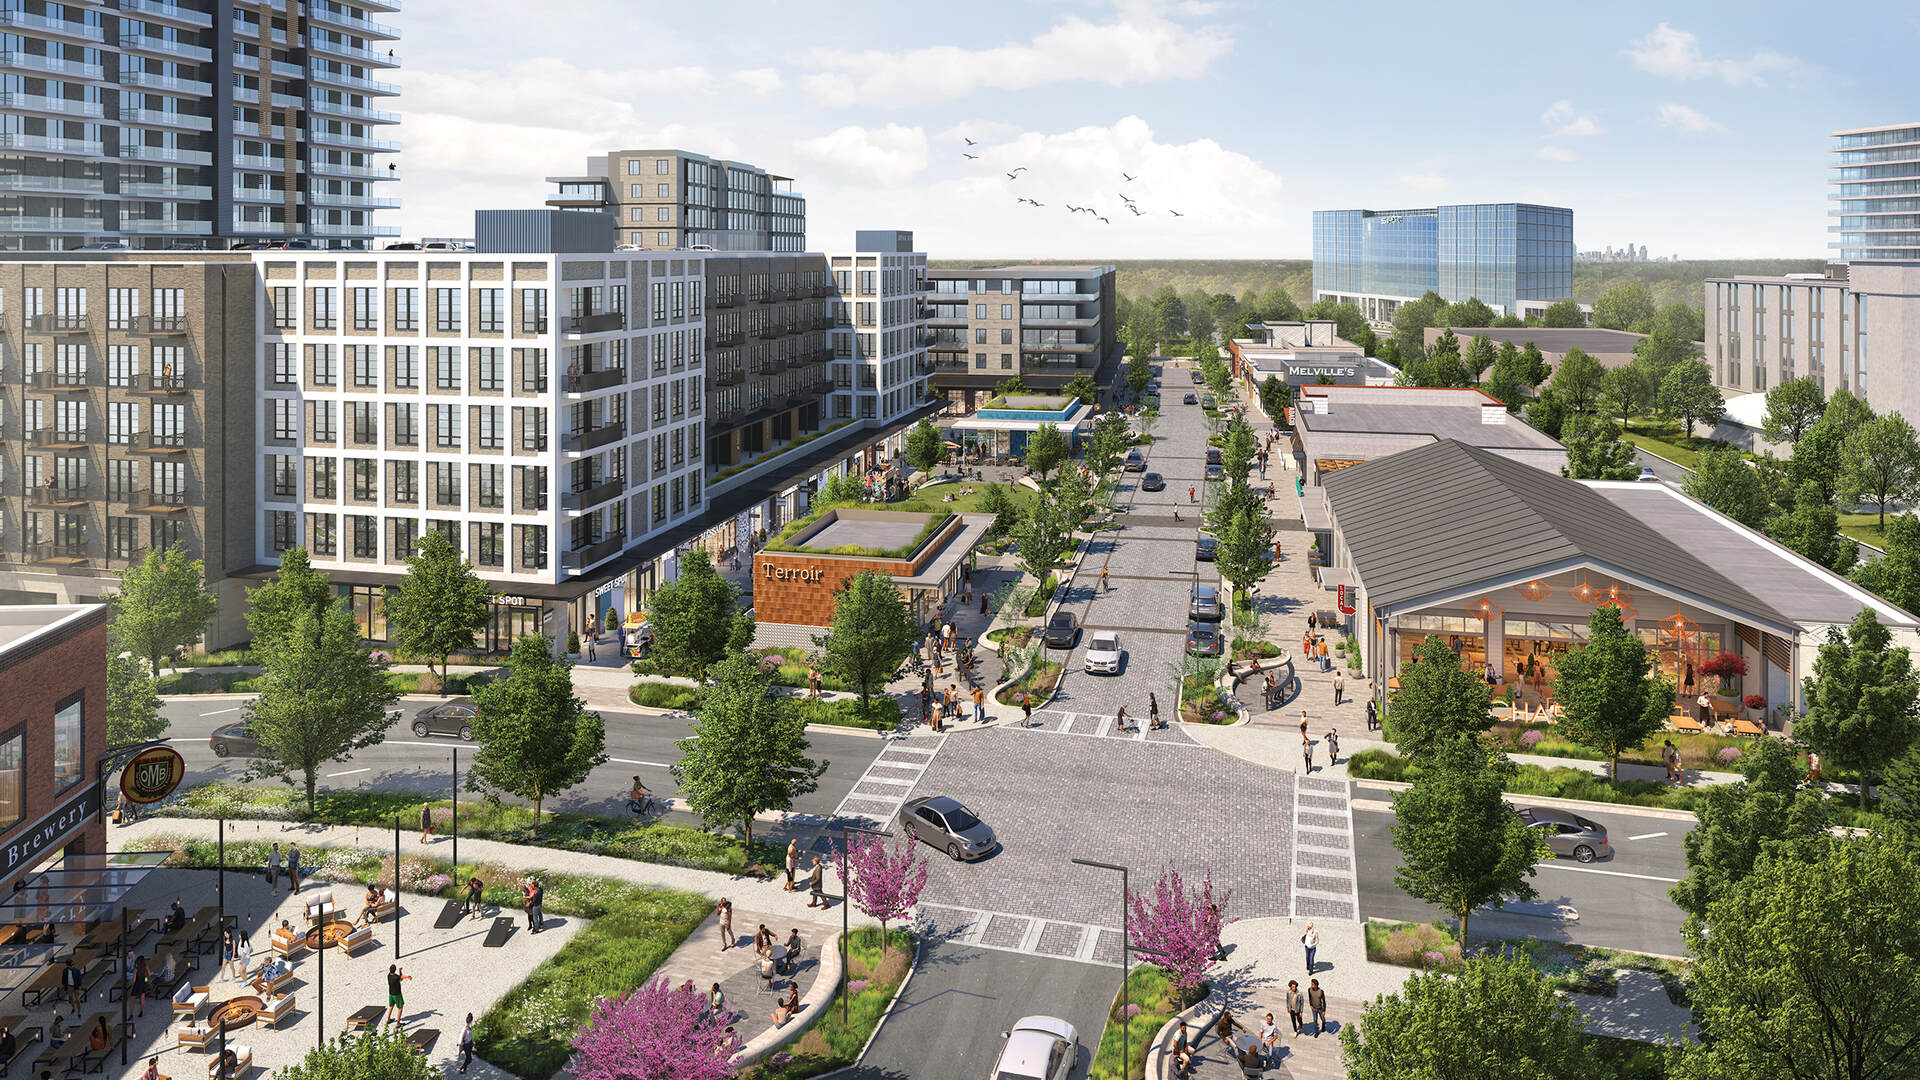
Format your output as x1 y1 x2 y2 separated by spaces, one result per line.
1059 373 1100 406
1127 866 1230 1005
1853 513 1920 612
1389 735 1546 947
1524 388 1568 440
1560 415 1640 481
1149 285 1187 339
817 469 866 506
571 976 740 1080
1388 635 1496 757
1050 462 1100 529
672 651 823 849
279 1028 440 1080
1085 412 1134 478
1767 480 1858 574
1215 503 1277 601
1844 412 1920 529
1592 280 1657 331
1684 447 1771 530
105 652 165 746
1126 352 1152 397
1443 297 1496 328
835 831 928 955
1658 359 1726 435
243 545 335 650
1547 347 1605 413
467 634 605 820
648 549 751 680
1012 493 1075 584
1022 422 1067 480
1340 953 1595 1080
975 482 1020 540
1540 298 1585 327
1797 608 1920 807
1789 388 1874 505
1258 374 1291 421
1677 832 1920 1080
1670 736 1829 921
1463 334 1497 382
1221 416 1257 484
386 530 491 687
110 544 218 675
1601 360 1657 422
905 417 946 476
1206 478 1263 538
244 604 399 814
1553 606 1672 779
1761 376 1825 444
815 572 916 724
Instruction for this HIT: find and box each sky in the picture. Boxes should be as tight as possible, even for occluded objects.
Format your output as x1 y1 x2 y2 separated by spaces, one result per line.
386 0 1920 260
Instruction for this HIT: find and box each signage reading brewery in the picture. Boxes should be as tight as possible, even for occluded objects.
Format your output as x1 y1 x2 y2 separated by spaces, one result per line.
120 746 186 806
0 782 99 883
765 564 828 584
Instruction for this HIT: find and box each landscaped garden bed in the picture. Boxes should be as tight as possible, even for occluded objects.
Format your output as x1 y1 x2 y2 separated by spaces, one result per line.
997 659 1064 708
1088 965 1184 1080
1364 919 1691 1004
1346 749 1704 811
1180 673 1232 723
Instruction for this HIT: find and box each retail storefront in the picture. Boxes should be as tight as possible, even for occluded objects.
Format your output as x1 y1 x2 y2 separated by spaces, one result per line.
752 508 990 640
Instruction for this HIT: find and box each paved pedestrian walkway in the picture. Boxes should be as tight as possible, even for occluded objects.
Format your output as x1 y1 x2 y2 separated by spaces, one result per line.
654 907 840 1053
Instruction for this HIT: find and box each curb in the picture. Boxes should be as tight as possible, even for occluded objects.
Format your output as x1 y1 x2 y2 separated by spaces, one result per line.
812 931 925 1079
1144 989 1220 1080
1351 779 1701 823
617 697 892 740
731 928 846 1067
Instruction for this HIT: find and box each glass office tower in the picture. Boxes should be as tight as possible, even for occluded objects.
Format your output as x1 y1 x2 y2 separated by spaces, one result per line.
1312 202 1574 322
1831 123 1920 263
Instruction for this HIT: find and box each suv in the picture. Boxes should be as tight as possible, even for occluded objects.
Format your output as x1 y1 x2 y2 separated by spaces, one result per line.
1189 583 1221 620
1194 536 1218 560
1043 611 1080 648
1123 450 1146 472
411 699 478 740
1206 448 1223 466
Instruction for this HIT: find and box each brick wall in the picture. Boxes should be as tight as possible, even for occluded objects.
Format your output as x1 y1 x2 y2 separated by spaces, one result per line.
752 550 914 627
0 608 109 891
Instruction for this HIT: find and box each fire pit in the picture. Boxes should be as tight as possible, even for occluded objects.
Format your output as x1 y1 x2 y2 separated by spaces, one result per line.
305 917 356 950
206 995 265 1029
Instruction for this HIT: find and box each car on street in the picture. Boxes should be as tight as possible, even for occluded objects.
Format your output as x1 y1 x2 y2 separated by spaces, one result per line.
1194 536 1217 560
992 1015 1079 1080
1185 622 1223 656
1637 466 1660 482
1084 631 1123 674
1200 394 1217 409
1516 806 1612 862
1189 370 1204 384
902 795 997 861
1043 611 1080 648
208 723 261 758
1183 392 1198 405
1206 448 1223 465
411 699 478 740
1189 583 1221 620
1141 471 1165 491
1204 463 1225 481
1123 450 1146 472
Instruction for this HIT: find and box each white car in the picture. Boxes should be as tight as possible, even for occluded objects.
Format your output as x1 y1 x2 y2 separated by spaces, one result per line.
992 1016 1078 1080
1084 631 1122 675
1636 466 1660 482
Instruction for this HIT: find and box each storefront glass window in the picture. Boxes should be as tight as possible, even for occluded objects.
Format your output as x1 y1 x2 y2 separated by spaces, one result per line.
0 731 19 831
341 586 390 643
51 700 81 794
487 606 542 653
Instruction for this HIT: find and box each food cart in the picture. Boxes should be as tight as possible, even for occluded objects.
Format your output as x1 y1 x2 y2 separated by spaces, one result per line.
624 610 654 658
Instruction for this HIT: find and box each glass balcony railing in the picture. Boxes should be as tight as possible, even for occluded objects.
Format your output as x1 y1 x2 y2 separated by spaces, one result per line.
0 52 102 80
0 11 103 40
117 32 213 62
123 0 216 27
0 175 105 195
0 133 103 157
0 92 103 118
118 145 214 166
117 69 211 95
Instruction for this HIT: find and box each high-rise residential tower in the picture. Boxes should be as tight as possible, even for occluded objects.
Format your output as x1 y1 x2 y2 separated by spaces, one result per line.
545 149 805 252
1831 122 1920 263
1311 203 1574 323
0 0 401 251
924 264 1117 412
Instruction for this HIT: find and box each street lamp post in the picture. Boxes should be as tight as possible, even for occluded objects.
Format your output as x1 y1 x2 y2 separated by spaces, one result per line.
451 747 459 874
1072 858 1130 1075
393 816 401 959
312 897 334 1049
834 823 893 1024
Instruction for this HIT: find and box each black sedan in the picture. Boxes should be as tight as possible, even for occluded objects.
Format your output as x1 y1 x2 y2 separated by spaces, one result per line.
1194 536 1217 560
1185 623 1223 656
1141 472 1165 491
1043 611 1080 648
412 699 478 740
1183 393 1198 405
902 795 997 861
1204 463 1225 481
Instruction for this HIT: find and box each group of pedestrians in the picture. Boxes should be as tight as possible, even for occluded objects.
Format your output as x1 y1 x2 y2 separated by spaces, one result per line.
1113 695 1164 733
1298 709 1339 774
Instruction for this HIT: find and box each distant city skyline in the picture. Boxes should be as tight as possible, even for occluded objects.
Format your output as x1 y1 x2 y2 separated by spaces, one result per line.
390 1 1919 259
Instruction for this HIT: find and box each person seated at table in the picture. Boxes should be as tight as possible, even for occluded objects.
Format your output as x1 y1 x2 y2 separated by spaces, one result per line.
139 1057 161 1080
754 924 773 958
1237 1039 1266 1072
155 951 178 986
781 930 802 974
0 1025 15 1061
162 901 186 935
360 884 382 926
87 1016 110 1052
48 1014 70 1049
1484 662 1498 685
257 957 290 983
769 983 800 1027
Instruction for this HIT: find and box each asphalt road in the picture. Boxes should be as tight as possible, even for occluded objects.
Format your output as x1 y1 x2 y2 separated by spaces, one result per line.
842 944 1118 1080
157 695 888 824
1353 791 1693 955
1634 447 1693 484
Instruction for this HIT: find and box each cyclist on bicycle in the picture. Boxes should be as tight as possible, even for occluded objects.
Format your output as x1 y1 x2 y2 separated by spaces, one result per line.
628 776 648 808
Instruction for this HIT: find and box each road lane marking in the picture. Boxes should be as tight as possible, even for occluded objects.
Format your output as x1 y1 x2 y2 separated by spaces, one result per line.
199 708 241 716
1351 798 1395 813
383 740 478 749
326 768 371 778
1538 863 1680 883
1625 832 1669 841
607 758 673 768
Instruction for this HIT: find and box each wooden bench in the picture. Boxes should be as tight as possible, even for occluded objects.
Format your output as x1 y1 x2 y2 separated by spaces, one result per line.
73 1031 116 1074
207 1045 251 1079
176 1024 214 1053
1668 715 1706 733
482 918 515 948
18 965 62 1008
302 896 337 927
257 996 295 1030
267 929 305 962
171 981 209 1020
0 1027 42 1078
1731 719 1766 737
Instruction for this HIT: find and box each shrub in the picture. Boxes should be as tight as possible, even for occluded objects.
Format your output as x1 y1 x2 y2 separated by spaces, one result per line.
1743 694 1766 710
1421 950 1447 968
629 680 704 711
1518 730 1545 750
1715 746 1741 765
1376 921 1461 968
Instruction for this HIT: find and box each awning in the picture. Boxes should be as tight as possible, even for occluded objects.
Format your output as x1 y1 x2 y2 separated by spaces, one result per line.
1318 566 1355 592
1300 491 1332 532
0 850 173 930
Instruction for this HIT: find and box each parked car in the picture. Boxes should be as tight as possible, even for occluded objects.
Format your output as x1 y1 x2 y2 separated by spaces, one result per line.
1189 583 1221 620
1141 472 1165 491
1183 393 1198 405
992 1016 1079 1080
1194 536 1218 560
1043 611 1080 648
1189 370 1204 384
1636 466 1660 482
902 795 996 861
76 240 130 251
384 242 421 250
1200 394 1217 409
1204 463 1225 481
1084 631 1123 674
411 699 478 740
1206 448 1223 466
1185 622 1223 656
1123 450 1146 472
208 723 262 758
1516 806 1612 862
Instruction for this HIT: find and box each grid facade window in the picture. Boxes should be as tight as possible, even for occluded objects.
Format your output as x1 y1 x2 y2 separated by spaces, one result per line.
269 510 296 553
392 288 419 332
353 288 378 331
475 289 505 333
434 288 462 332
312 287 338 330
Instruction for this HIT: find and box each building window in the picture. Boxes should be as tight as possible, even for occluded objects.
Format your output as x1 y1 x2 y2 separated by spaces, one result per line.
311 457 336 500
434 404 461 448
271 399 297 441
269 509 296 553
51 696 81 794
476 464 504 509
0 729 21 832
308 514 337 556
658 232 671 246
656 158 670 175
475 289 504 333
391 517 417 558
518 524 548 569
272 286 296 330
309 400 336 443
473 348 504 391
392 287 419 332
353 287 378 330
272 343 297 386
352 458 376 500
435 463 461 507
393 403 418 446
517 348 549 391
269 454 297 498
434 288 461 332
312 287 338 330
475 522 503 568
475 405 503 450
352 514 377 558
519 289 548 333
351 401 377 445
311 344 338 386
107 345 137 388
433 346 461 390
392 345 419 389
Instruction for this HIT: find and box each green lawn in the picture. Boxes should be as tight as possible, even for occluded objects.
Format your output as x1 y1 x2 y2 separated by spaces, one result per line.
913 480 1038 515
1090 965 1185 1080
1838 511 1892 550
156 669 492 696
743 928 915 1079
1620 419 1735 471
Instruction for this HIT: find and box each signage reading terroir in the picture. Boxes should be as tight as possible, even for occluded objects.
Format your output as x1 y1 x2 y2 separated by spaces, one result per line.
765 564 828 584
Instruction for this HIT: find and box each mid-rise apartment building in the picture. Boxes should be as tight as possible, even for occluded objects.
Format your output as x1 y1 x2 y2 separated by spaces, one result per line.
1 0 401 251
1705 262 1920 418
1832 122 1920 263
546 149 804 253
925 264 1117 411
1311 203 1574 322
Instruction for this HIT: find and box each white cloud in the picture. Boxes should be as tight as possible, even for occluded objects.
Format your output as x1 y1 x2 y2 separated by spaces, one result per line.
798 8 1231 106
730 67 782 95
792 124 931 187
397 59 714 129
1540 99 1603 137
1656 103 1727 133
1399 173 1449 191
1626 23 1806 85
1536 146 1578 162
935 121 1018 145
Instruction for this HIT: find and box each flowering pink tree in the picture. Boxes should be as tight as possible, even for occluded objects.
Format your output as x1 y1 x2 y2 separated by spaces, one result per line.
571 976 739 1080
836 832 929 955
1127 866 1230 1003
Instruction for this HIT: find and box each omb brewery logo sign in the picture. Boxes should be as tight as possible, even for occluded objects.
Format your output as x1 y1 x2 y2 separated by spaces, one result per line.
120 746 186 805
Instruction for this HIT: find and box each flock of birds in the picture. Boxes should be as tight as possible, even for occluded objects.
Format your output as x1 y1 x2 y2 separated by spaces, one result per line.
961 138 1182 224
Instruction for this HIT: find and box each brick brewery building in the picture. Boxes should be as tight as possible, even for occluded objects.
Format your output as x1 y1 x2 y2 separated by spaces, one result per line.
0 604 110 891
752 509 990 644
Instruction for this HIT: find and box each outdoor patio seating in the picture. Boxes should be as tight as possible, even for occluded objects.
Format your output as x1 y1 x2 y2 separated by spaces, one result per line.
250 965 294 997
257 996 295 1029
337 925 374 954
207 1044 250 1079
267 927 304 961
171 981 209 1019
176 1024 214 1052
0 1027 40 1077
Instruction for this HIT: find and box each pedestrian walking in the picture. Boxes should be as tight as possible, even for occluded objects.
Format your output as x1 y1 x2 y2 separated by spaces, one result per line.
1299 709 1310 739
234 929 251 980
1326 727 1339 765
806 857 828 908
1307 612 1316 632
920 686 932 724
286 842 301 893
1188 486 1196 503
59 958 82 1016
1021 696 1033 727
1662 739 1679 783
1263 671 1278 709
1116 704 1132 733
930 699 943 733
1100 566 1109 591
980 593 989 616
385 965 411 1025
1318 638 1330 670
716 896 734 948
458 1014 474 1073
526 878 545 933
1366 697 1378 731
784 840 799 893
1307 979 1328 1035
1332 669 1345 705
972 685 986 724
264 843 280 889
419 803 434 844
1284 980 1305 1035
1301 922 1319 975
1148 693 1160 730
1302 733 1313 773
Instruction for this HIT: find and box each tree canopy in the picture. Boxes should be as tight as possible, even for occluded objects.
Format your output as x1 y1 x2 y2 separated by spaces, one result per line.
1844 413 1920 529
905 417 947 475
1797 608 1920 807
467 634 606 820
244 604 399 813
1591 280 1657 331
1387 635 1495 757
1540 299 1585 327
1389 736 1546 947
816 573 916 722
648 549 752 680
1547 347 1604 413
386 530 491 684
1658 359 1726 436
243 545 335 650
1684 447 1771 529
1760 376 1825 444
672 650 823 849
1552 606 1672 779
1853 513 1920 613
1023 421 1067 480
1670 736 1828 921
105 652 165 747
110 544 218 675
1341 953 1596 1080
1560 415 1640 481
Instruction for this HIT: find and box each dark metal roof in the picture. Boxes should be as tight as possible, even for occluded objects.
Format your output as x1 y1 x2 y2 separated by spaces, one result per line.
1321 440 1796 631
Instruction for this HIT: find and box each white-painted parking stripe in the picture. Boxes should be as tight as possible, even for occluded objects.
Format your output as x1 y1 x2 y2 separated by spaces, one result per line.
1625 832 1669 841
1537 863 1680 883
1094 715 1113 738
1058 712 1075 732
857 776 917 787
326 768 370 778
199 707 241 716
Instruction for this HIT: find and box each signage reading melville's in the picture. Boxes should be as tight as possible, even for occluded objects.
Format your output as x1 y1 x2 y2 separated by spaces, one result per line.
1 782 100 883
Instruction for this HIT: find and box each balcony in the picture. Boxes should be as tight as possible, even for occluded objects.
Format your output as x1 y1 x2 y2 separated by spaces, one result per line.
121 0 215 27
565 366 625 393
115 106 214 131
562 477 624 511
563 532 626 570
0 10 104 40
0 174 103 196
30 542 88 567
30 483 90 507
713 330 742 348
30 369 90 389
29 427 88 448
7 215 104 233
562 423 625 453
136 371 188 393
714 367 744 386
308 97 400 125
0 53 102 81
561 311 624 335
811 284 834 298
121 219 214 235
308 67 399 96
0 133 103 157
117 33 213 62
754 358 781 376
307 129 402 154
712 404 745 424
127 488 188 513
756 325 781 340
118 145 214 166
0 92 103 119
308 160 396 181
117 69 211 95
122 182 211 200
712 293 739 309
812 348 836 364
809 315 834 331
307 190 401 209
308 4 402 40
133 431 187 453
28 316 89 334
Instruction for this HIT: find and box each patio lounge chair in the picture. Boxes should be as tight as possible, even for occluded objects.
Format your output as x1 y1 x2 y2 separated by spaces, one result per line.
257 996 295 1029
267 928 305 961
176 1024 214 1053
338 925 374 954
172 982 209 1020
251 966 294 997
208 1045 251 1079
